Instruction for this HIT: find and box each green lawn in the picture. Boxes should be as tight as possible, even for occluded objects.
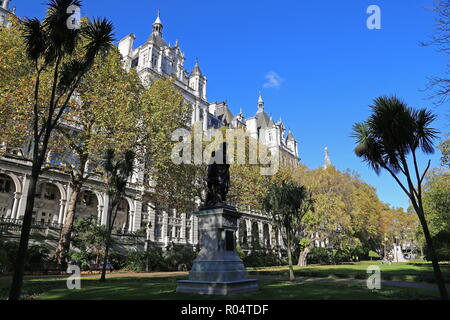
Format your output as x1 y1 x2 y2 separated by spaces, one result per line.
247 261 450 283
1 261 448 300
0 275 440 300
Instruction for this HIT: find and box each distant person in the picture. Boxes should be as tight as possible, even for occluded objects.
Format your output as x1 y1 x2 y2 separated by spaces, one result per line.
106 262 114 273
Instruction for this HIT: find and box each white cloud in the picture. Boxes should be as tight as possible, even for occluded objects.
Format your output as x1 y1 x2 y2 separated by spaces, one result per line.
263 71 284 89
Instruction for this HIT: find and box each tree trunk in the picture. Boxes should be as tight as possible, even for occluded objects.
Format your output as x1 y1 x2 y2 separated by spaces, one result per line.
286 242 295 281
99 235 111 282
55 185 81 265
297 247 310 267
99 196 116 282
416 209 448 300
8 167 39 300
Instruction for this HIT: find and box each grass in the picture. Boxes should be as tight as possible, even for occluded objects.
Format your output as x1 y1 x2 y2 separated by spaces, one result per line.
247 261 450 283
1 261 447 300
0 275 440 300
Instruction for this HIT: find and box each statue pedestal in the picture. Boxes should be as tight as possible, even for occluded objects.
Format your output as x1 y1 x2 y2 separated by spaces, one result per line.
176 205 259 295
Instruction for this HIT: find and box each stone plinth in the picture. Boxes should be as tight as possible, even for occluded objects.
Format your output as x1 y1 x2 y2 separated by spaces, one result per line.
176 205 258 295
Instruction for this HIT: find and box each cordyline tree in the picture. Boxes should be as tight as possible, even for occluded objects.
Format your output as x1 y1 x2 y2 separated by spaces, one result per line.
351 95 448 300
52 47 142 265
7 0 114 300
262 179 313 280
99 149 135 282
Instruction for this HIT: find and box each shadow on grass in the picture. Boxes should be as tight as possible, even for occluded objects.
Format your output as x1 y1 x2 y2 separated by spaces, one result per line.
247 262 450 283
0 276 438 300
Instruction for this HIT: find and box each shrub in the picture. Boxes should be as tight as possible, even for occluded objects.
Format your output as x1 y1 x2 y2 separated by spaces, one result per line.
124 248 167 272
369 250 380 260
163 243 197 270
0 241 50 273
307 247 331 264
427 231 450 261
242 250 284 267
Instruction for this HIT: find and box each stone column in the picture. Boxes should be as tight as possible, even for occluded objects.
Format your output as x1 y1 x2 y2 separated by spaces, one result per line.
58 199 66 224
162 211 168 244
202 108 208 131
148 205 156 241
258 221 264 247
157 50 163 73
101 193 109 226
128 210 134 232
192 215 199 246
16 175 30 219
246 219 252 247
268 224 273 249
10 192 21 219
181 212 186 242
133 199 143 231
97 205 103 225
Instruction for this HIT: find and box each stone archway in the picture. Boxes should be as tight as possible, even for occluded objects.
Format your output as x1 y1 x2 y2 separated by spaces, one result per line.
0 173 16 218
263 223 270 248
113 198 134 233
251 221 260 249
75 189 99 221
239 219 248 246
34 181 64 224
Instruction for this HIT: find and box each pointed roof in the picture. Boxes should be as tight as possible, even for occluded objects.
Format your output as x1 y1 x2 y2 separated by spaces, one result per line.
324 147 332 169
153 9 162 25
287 130 295 141
148 32 166 47
258 91 264 104
191 58 203 77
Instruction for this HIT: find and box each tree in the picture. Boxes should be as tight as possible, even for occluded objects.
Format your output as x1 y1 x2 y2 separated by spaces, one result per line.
99 149 135 282
422 169 450 237
262 179 313 280
0 16 34 154
438 135 450 169
70 217 108 269
421 0 449 105
53 47 142 265
351 95 448 300
7 0 114 300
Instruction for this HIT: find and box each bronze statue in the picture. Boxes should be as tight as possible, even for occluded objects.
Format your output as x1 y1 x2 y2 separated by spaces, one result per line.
204 142 230 207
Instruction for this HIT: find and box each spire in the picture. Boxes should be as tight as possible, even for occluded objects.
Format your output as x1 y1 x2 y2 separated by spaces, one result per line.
257 91 264 112
152 9 163 35
323 147 332 169
191 57 203 77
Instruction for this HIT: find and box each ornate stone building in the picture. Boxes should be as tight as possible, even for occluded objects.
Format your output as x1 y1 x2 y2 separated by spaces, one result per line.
0 0 15 27
0 10 300 253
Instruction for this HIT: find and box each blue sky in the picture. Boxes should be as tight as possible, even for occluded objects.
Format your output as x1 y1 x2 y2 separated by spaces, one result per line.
13 0 448 210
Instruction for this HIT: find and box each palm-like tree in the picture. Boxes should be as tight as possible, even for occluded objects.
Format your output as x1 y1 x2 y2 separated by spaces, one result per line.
352 95 448 299
262 180 313 281
99 149 135 282
9 0 114 300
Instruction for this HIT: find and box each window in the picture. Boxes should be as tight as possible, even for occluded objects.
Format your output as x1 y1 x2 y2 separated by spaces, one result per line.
154 224 161 238
131 57 139 68
0 178 11 193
